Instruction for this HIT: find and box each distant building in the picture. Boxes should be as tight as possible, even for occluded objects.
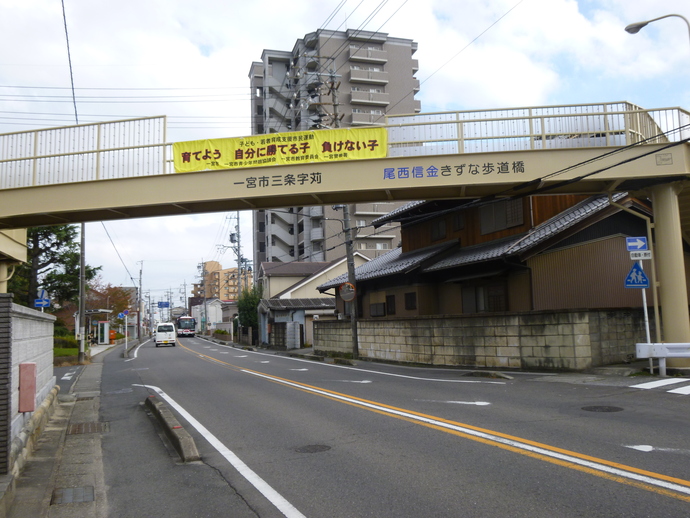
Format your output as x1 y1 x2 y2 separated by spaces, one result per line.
192 260 253 302
249 29 421 267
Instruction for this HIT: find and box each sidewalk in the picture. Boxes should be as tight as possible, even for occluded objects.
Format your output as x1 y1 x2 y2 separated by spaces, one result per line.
7 349 112 518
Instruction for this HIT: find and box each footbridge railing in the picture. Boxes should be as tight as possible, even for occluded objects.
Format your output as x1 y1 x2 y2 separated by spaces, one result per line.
1 102 688 190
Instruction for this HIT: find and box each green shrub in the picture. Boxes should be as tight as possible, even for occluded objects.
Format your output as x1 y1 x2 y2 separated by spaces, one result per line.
214 329 229 335
54 336 78 349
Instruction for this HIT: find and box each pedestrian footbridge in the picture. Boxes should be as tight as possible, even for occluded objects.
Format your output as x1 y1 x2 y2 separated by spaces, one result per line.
1 101 690 342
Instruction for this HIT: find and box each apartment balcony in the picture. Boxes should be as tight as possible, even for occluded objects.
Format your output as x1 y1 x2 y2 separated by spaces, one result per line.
350 112 386 126
311 227 324 241
411 59 419 74
350 91 390 107
348 48 387 64
309 206 324 218
412 78 421 93
349 69 389 85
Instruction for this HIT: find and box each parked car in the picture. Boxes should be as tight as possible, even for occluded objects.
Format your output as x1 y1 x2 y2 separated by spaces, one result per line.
155 323 176 347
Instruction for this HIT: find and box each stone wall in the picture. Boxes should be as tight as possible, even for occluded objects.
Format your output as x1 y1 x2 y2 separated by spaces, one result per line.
9 303 56 441
313 309 650 371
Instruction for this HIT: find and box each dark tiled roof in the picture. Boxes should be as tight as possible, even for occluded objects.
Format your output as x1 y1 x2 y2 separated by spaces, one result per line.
424 193 626 272
320 193 629 286
317 241 455 291
259 298 336 310
371 200 427 227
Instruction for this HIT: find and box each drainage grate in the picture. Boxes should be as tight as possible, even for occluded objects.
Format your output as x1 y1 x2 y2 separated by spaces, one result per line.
295 444 331 454
51 486 95 504
581 406 624 413
67 422 109 435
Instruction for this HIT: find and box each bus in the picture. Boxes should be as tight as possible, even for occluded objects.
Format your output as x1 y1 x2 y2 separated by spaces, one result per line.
175 316 196 337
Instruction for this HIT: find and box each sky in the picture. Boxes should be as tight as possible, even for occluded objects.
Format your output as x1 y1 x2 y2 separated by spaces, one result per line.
1 0 689 308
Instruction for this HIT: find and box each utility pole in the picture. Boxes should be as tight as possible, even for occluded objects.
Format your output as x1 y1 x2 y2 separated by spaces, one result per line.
138 261 143 340
78 223 86 364
342 205 359 359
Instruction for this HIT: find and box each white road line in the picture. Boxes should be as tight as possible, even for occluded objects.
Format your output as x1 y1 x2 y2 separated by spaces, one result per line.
242 370 690 497
630 378 690 389
667 384 690 395
61 372 75 380
133 384 306 518
124 339 150 362
415 399 491 406
625 444 690 454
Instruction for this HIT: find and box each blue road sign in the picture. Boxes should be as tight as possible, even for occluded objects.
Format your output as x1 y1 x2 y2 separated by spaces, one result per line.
33 298 50 308
625 262 649 288
626 236 648 251
158 301 169 308
118 312 124 319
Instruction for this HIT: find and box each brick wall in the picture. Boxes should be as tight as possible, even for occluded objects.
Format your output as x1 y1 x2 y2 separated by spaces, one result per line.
314 309 650 371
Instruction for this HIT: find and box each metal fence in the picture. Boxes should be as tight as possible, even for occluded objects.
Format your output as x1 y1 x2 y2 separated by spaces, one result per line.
385 102 690 157
0 116 168 189
1 103 688 190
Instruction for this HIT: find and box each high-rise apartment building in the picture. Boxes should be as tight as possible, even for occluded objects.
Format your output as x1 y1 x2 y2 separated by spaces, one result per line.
249 29 421 266
192 261 253 302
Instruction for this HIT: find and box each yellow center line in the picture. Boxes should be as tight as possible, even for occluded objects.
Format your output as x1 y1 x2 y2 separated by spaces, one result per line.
178 341 690 502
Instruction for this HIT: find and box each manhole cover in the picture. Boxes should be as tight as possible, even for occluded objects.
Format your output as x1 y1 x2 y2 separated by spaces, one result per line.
295 444 331 454
581 406 624 413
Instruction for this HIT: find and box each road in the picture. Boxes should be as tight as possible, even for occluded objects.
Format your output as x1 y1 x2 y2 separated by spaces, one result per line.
98 336 690 517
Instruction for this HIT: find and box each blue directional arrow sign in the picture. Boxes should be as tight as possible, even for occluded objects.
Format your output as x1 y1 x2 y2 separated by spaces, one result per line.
626 236 648 251
625 262 649 289
33 298 50 308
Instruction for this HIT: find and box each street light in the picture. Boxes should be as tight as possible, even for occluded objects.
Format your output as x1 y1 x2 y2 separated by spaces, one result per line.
625 14 690 46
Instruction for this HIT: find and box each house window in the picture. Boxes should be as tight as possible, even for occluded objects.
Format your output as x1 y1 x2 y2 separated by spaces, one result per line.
370 302 386 317
375 242 389 250
453 212 465 231
405 292 417 310
431 219 447 241
480 199 523 235
386 295 396 315
461 283 507 314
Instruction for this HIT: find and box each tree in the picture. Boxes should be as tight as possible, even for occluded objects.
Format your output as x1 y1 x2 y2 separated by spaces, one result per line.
87 277 134 326
237 284 263 331
8 225 100 307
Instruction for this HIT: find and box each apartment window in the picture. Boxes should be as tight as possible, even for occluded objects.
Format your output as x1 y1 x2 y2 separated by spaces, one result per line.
371 109 383 115
351 65 362 70
431 219 447 241
405 292 417 310
386 295 396 315
370 303 386 317
357 219 367 226
375 242 389 250
258 222 265 233
480 199 523 235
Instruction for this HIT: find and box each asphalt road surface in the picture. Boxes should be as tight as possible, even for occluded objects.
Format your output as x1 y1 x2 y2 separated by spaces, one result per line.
98 336 690 517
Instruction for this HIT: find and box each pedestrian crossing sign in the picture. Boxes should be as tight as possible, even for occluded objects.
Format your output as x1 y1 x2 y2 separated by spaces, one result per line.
625 262 649 288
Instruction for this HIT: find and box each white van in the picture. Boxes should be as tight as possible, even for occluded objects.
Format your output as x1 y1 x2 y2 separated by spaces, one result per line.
155 323 176 347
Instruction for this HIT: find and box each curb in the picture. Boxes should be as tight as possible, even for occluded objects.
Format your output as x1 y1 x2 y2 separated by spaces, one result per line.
144 396 200 462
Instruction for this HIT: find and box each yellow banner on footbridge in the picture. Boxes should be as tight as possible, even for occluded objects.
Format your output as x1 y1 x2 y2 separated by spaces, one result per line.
173 127 387 173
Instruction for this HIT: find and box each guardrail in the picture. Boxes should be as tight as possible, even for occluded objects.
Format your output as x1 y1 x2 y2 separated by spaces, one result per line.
636 342 690 376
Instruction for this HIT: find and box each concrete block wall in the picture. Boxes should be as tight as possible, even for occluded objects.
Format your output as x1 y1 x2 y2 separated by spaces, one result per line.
314 308 648 371
9 304 56 441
